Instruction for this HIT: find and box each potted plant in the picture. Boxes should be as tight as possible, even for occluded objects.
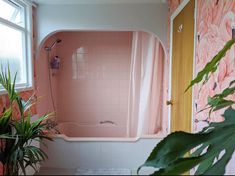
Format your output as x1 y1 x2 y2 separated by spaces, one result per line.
0 67 52 175
138 39 235 175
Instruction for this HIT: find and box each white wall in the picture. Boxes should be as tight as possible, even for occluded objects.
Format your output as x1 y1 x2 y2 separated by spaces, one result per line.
35 3 168 49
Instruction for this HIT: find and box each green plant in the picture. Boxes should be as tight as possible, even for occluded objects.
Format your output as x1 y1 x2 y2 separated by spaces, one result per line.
0 67 52 175
138 39 235 175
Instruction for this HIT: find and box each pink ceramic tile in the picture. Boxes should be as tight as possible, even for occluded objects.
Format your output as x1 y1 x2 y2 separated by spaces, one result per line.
38 31 132 137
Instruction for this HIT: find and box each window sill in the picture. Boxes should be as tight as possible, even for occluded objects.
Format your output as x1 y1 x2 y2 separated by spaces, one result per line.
0 84 34 96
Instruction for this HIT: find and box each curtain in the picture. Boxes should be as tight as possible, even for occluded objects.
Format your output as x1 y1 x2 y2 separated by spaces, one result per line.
127 31 164 137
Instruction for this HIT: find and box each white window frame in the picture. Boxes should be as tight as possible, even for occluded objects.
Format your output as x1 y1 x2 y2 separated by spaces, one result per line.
0 0 33 93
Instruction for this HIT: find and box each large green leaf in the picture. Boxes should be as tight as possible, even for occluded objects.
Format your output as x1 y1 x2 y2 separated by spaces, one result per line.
21 93 37 114
0 108 12 134
138 108 235 175
0 66 53 175
0 66 18 104
203 79 235 116
185 38 235 91
138 132 210 171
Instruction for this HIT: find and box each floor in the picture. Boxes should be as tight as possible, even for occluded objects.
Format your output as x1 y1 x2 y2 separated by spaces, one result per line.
37 167 131 175
36 167 156 175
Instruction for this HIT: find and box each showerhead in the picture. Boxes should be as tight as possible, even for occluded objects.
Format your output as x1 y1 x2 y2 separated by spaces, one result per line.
44 39 62 51
56 39 62 43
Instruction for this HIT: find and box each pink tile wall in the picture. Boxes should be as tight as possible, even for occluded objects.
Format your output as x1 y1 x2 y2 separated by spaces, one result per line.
36 36 60 117
56 32 132 133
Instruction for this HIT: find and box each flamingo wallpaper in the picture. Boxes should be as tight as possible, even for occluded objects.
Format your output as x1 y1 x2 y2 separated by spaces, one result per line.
195 0 235 131
168 0 235 173
168 0 235 132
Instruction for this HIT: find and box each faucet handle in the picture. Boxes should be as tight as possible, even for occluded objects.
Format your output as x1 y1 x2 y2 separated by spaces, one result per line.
166 100 173 106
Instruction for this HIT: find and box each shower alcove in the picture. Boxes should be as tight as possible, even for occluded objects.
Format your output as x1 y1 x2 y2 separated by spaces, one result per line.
37 31 167 139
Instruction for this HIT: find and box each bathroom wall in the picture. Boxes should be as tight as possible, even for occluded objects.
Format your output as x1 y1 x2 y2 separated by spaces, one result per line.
34 2 168 48
36 36 60 117
36 31 167 137
168 0 235 132
168 0 235 174
55 32 132 136
34 1 170 137
194 0 235 131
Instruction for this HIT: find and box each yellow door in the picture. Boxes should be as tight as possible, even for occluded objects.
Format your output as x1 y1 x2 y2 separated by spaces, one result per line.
171 0 195 133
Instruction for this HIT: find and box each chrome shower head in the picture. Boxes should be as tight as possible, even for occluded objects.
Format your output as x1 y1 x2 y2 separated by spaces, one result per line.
56 39 62 43
44 39 62 51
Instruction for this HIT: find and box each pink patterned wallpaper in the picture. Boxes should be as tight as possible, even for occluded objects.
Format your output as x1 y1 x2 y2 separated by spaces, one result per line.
168 0 235 132
0 90 37 119
195 0 235 131
167 0 183 15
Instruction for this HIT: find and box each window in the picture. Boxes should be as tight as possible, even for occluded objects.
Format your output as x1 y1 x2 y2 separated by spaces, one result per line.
0 0 33 91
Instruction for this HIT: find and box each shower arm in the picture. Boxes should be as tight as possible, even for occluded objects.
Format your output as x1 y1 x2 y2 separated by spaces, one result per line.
44 39 62 51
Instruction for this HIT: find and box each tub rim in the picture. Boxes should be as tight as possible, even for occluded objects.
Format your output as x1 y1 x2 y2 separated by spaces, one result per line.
54 121 165 142
52 134 163 142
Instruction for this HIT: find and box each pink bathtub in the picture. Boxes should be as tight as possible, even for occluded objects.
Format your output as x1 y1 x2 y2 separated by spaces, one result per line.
54 121 161 142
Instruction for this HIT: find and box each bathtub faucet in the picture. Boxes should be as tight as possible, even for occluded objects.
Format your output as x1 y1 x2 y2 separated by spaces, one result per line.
99 120 116 125
46 119 61 134
46 119 57 128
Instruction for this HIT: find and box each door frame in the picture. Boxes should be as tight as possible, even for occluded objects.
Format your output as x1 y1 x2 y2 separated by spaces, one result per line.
168 0 197 133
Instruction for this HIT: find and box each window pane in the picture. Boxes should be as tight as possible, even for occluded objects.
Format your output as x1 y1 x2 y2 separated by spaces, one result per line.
0 23 27 85
0 0 24 27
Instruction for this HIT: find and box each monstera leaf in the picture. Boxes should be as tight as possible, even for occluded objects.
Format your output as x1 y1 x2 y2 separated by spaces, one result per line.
138 108 235 175
207 81 235 114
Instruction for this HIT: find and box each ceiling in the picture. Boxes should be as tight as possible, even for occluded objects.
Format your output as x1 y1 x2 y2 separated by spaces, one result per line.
30 0 167 5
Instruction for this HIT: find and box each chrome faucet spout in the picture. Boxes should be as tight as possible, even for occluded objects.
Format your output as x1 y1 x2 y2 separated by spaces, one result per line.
99 120 116 125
